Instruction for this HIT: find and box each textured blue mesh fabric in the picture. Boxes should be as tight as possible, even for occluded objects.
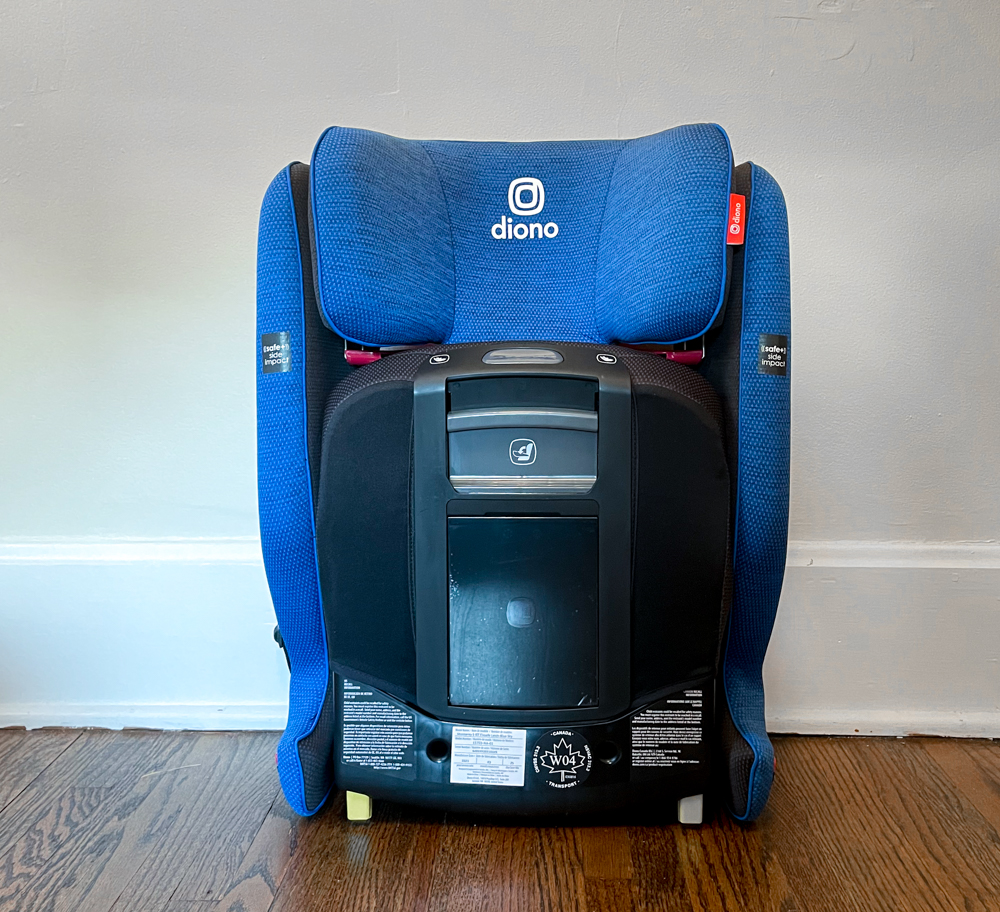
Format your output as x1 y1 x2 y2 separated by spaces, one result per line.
595 125 731 343
257 167 332 816
723 164 791 821
309 125 733 347
311 128 455 345
422 139 621 343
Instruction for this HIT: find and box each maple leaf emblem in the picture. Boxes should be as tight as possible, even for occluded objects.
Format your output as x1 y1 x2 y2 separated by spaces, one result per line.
538 737 587 783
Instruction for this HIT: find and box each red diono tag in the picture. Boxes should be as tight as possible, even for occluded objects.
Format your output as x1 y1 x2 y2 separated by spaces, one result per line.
727 193 745 245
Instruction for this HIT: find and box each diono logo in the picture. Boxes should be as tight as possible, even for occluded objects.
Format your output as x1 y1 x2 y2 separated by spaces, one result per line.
508 177 544 215
491 178 559 240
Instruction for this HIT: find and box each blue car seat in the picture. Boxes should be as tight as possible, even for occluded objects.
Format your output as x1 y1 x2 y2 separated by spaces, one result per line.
257 123 790 823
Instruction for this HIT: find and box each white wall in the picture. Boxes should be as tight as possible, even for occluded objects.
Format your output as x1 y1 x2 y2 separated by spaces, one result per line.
1 1 997 732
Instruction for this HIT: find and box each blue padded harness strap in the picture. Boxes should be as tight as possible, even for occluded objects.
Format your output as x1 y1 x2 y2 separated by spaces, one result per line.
722 163 791 821
257 166 333 816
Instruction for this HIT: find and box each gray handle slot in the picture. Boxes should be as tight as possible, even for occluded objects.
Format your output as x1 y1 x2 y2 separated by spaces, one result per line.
447 408 598 432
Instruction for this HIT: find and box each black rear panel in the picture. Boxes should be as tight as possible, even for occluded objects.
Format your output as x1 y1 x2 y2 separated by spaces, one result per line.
316 381 417 699
315 345 729 714
629 385 730 700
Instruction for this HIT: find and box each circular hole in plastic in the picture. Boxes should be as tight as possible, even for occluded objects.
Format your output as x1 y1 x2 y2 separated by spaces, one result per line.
426 738 450 763
594 740 621 766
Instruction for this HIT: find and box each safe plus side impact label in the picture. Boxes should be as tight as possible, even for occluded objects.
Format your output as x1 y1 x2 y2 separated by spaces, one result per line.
261 331 292 373
758 334 789 376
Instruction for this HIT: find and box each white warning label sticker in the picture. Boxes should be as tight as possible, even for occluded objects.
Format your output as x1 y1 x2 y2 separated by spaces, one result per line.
450 726 527 787
631 689 704 769
341 680 415 779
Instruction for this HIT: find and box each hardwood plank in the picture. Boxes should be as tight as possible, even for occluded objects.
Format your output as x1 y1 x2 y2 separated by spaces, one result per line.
159 904 218 912
109 733 281 911
0 786 112 907
0 729 80 813
269 793 444 912
845 738 1000 910
1 733 210 912
160 904 218 912
210 790 299 912
269 801 784 912
673 814 797 912
766 736 1000 912
1 732 998 912
161 733 282 904
0 730 192 861
768 737 954 912
584 877 634 912
921 738 1000 833
626 810 796 912
475 824 586 912
527 825 589 912
626 821 694 912
575 826 633 880
416 814 493 912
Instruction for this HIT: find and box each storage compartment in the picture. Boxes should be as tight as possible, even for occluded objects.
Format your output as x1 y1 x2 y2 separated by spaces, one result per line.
448 516 599 709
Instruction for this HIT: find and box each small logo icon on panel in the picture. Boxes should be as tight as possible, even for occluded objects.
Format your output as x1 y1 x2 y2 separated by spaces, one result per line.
429 354 450 365
596 353 617 364
509 438 536 465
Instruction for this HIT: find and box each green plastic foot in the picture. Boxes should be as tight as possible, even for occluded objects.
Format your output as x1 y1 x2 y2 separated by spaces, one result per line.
346 791 373 822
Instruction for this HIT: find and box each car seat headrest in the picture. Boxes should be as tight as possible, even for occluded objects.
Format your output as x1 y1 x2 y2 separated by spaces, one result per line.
309 122 734 347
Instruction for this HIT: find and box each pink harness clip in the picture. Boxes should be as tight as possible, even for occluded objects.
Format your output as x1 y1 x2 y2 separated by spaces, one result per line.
622 336 706 365
344 349 382 366
663 349 704 366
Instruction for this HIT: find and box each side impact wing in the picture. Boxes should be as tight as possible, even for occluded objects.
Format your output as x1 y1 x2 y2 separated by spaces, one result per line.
716 163 791 821
257 164 347 815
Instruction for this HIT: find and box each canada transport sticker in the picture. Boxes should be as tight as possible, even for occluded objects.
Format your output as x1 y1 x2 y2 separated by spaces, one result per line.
532 730 593 788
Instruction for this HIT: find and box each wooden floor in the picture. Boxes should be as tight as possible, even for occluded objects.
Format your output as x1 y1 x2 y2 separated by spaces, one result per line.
0 731 998 912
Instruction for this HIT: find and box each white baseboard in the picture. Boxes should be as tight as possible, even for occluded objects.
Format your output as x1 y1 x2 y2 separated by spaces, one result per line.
767 710 1000 739
0 536 262 564
764 540 1000 739
0 538 290 731
786 539 1000 569
0 703 287 731
0 537 996 736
